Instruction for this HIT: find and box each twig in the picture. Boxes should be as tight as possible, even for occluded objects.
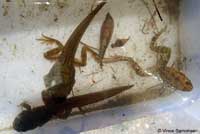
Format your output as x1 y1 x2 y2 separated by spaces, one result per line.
141 0 159 33
152 0 163 21
84 71 101 76
87 79 103 90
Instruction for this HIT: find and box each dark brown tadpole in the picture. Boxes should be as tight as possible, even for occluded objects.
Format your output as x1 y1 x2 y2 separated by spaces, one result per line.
111 37 130 48
152 0 163 21
13 85 133 132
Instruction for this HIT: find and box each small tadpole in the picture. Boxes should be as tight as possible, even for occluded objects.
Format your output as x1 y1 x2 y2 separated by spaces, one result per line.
152 0 163 22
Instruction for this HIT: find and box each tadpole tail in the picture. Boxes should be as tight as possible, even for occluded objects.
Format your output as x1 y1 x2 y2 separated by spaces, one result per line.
60 1 106 64
67 85 133 108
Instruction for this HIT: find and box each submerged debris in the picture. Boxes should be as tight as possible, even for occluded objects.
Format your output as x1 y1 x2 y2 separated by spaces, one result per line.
111 37 130 48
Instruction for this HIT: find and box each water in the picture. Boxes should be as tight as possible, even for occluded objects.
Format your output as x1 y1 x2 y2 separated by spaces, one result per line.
0 0 182 133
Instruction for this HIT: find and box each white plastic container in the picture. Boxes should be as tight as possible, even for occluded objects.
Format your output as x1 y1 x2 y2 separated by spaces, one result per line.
0 0 199 133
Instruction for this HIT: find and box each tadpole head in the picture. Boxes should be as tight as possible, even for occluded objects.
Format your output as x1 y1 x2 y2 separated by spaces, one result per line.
13 106 52 132
13 110 34 132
